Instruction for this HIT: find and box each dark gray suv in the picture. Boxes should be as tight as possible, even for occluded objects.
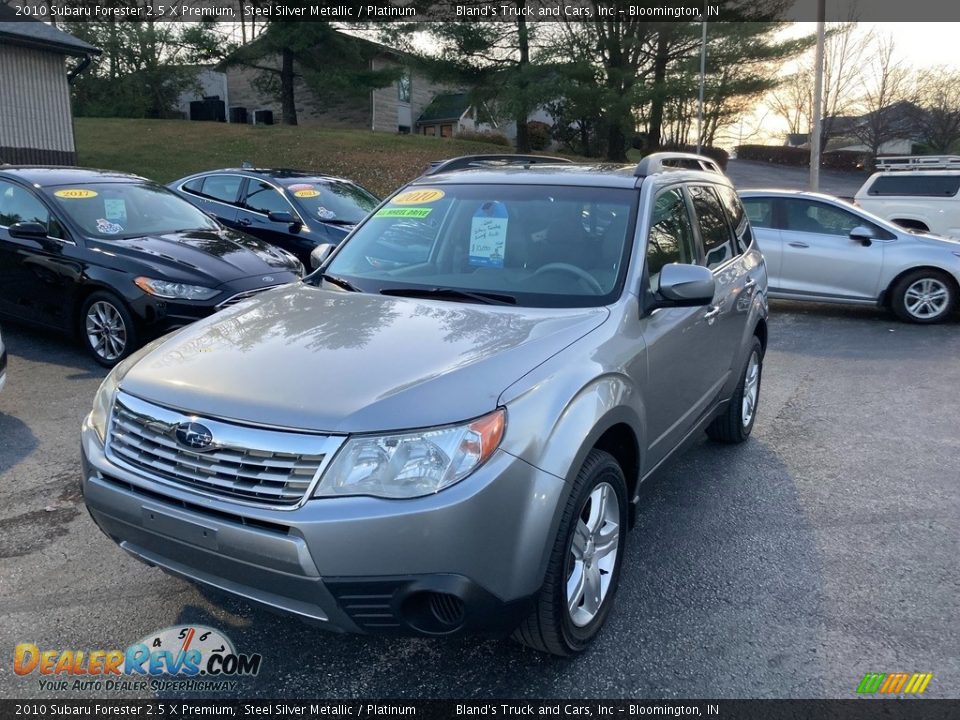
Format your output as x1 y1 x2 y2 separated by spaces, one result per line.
81 153 768 656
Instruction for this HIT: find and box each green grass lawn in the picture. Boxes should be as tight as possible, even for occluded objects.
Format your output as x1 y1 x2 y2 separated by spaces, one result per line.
74 117 524 197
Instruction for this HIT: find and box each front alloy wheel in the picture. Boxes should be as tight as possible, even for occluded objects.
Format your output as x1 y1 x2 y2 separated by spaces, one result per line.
567 482 620 627
892 270 956 324
514 449 627 656
81 292 137 367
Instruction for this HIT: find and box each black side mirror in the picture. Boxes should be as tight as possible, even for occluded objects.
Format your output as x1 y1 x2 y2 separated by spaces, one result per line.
309 243 336 270
268 211 299 226
8 222 48 239
650 263 716 309
849 225 876 246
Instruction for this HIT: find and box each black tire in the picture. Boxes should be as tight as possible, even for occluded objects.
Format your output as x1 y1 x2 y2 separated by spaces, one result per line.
513 448 628 656
890 269 956 324
80 291 138 367
706 336 763 444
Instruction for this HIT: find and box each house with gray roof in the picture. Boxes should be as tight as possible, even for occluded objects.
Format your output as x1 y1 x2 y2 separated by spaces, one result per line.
0 9 99 164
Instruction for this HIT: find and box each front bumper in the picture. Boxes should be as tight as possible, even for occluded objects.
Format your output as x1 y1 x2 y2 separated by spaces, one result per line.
80 417 566 636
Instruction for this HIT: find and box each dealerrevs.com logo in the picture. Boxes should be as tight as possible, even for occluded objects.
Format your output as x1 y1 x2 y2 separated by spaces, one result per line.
14 625 262 693
856 672 933 695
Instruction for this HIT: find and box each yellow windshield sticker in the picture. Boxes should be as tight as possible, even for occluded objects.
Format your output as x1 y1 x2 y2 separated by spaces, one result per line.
54 189 98 199
391 189 445 205
375 207 432 219
293 189 321 198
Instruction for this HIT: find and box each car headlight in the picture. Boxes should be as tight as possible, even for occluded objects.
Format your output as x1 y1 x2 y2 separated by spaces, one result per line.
134 277 218 301
88 336 166 442
314 409 506 499
89 368 121 443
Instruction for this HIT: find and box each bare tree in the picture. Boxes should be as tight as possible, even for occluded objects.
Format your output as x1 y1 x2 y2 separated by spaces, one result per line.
767 22 873 149
850 36 912 164
912 66 960 153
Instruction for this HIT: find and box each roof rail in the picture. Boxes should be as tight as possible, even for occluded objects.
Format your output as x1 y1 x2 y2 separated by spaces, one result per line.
634 152 722 177
424 154 574 176
875 155 960 171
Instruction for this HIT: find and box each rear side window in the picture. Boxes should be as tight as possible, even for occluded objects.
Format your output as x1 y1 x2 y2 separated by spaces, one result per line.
868 175 960 197
200 175 243 204
715 185 753 253
689 185 736 269
646 187 696 292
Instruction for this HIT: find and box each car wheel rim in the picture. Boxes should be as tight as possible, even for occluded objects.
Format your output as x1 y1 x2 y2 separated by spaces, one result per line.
741 350 760 428
85 301 127 362
566 481 620 628
904 278 950 319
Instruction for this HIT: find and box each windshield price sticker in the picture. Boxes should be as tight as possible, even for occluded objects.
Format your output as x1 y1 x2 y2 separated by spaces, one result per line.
391 189 445 205
54 189 97 199
104 198 127 223
469 201 508 268
375 207 433 219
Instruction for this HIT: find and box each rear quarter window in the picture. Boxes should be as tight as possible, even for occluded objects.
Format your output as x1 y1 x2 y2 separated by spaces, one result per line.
867 175 960 197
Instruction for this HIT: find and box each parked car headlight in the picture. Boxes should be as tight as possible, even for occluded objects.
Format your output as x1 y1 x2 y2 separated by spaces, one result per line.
314 409 506 499
134 277 219 301
89 368 121 442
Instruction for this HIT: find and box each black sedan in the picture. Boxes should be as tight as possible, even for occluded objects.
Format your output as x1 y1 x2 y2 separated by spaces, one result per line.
0 167 302 366
168 168 380 267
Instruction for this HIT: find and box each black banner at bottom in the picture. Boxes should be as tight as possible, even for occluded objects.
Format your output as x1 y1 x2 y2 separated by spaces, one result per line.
2 700 958 720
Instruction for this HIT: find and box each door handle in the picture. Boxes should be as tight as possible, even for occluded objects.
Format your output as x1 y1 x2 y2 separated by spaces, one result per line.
703 305 721 324
237 218 252 226
788 241 809 248
743 278 757 292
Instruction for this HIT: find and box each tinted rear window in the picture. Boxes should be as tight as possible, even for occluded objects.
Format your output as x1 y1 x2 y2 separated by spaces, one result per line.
868 175 960 197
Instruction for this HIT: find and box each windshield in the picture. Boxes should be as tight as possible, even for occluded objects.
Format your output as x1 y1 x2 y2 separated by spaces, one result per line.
49 182 219 239
318 184 637 308
281 178 379 225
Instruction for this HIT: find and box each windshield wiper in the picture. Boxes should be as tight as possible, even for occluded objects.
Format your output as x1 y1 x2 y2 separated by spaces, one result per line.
379 286 517 305
319 272 361 292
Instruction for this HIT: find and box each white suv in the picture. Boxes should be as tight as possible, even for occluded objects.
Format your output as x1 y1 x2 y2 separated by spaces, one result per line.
855 156 960 238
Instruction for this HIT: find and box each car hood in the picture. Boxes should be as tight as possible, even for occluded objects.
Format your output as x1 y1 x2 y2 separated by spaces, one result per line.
92 228 299 285
119 285 609 433
913 232 960 249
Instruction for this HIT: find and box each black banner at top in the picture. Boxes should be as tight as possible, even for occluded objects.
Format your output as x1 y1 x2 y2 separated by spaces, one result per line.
2 0 960 22
1 700 960 720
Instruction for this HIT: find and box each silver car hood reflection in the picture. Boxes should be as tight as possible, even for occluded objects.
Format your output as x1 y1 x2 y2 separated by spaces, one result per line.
120 284 609 433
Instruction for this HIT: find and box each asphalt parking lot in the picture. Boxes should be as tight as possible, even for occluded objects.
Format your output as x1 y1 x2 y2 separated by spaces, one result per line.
0 301 958 700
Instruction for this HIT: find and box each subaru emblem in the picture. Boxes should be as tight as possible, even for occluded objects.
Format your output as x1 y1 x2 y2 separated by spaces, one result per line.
175 422 214 451
262 276 274 283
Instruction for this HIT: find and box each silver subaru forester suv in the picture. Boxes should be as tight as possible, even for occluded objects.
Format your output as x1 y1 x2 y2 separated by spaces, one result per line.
81 153 768 656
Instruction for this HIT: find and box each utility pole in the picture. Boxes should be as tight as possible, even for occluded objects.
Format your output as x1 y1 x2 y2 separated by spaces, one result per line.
810 0 826 190
697 18 707 153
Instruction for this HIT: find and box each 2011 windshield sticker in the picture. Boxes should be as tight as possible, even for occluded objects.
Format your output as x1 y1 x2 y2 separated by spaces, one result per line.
391 189 445 205
54 189 97 199
375 207 432 219
469 201 508 268
96 218 123 235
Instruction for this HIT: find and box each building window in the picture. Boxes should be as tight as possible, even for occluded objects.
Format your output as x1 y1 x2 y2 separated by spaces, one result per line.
398 73 411 104
440 124 453 138
424 126 436 136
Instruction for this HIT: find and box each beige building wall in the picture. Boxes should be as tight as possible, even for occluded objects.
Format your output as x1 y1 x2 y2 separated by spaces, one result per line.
226 51 449 133
0 44 76 164
225 58 370 128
